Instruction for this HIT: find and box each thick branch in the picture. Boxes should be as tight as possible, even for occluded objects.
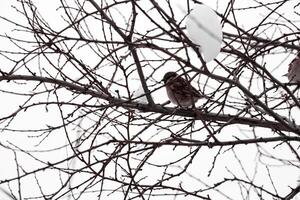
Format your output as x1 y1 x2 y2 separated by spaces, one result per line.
115 136 300 147
1 74 299 133
284 185 300 200
87 0 155 106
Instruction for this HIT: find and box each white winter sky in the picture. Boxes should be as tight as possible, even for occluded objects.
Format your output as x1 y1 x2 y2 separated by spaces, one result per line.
0 0 299 200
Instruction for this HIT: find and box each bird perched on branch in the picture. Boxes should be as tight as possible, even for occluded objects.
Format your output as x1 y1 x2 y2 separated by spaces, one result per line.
287 52 300 83
162 71 208 107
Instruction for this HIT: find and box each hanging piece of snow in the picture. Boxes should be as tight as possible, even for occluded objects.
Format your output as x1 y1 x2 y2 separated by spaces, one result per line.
186 4 223 62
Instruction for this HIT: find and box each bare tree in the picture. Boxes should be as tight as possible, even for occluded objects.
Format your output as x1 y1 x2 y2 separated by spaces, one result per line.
0 0 299 199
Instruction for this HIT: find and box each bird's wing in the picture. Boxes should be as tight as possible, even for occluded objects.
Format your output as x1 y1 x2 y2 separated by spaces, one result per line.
289 57 300 74
168 76 203 98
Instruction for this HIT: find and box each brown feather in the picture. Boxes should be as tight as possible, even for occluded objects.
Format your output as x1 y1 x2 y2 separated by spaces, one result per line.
163 71 207 106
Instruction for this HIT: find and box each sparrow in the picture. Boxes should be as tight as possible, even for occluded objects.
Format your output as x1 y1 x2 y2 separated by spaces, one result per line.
162 71 208 107
287 52 300 83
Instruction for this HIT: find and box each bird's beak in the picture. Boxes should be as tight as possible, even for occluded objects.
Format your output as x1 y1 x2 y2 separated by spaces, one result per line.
283 73 288 77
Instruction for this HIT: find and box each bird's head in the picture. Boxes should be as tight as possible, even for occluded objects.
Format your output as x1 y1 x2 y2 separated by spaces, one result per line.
162 72 177 84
